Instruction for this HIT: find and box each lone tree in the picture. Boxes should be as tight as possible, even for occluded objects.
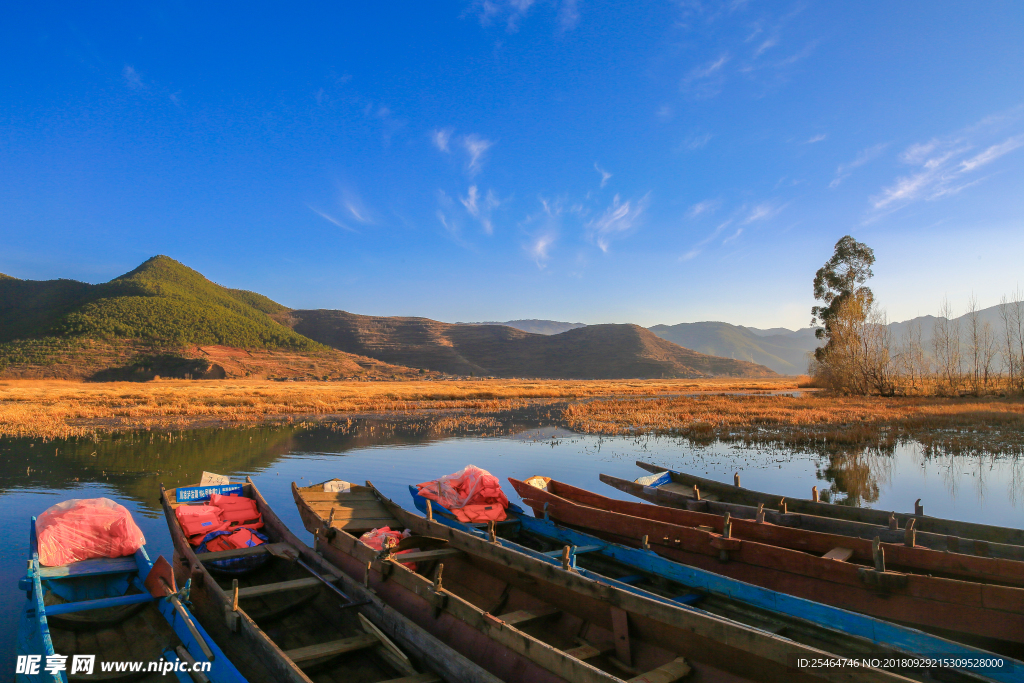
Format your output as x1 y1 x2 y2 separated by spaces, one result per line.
811 235 876 361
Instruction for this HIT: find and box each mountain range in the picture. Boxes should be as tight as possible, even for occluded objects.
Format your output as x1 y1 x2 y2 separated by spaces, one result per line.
0 257 775 380
4 255 1004 379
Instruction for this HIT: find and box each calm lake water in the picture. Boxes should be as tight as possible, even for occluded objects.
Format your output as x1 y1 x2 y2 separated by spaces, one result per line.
3 419 1023 673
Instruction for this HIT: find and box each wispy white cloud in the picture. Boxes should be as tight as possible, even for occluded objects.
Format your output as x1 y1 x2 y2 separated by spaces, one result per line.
340 189 373 224
462 134 494 176
870 117 1024 212
122 65 144 89
460 184 501 234
723 226 744 244
686 199 720 219
680 219 731 261
829 143 888 188
754 37 778 57
529 233 556 266
680 132 713 150
586 193 650 252
803 133 827 144
432 128 453 153
682 53 729 99
743 202 785 223
307 206 357 233
557 0 580 32
959 135 1024 173
594 163 612 188
467 0 581 33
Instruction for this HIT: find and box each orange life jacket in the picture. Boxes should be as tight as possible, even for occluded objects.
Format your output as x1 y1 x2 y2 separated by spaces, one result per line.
209 493 263 531
205 528 265 553
452 503 508 524
175 504 229 544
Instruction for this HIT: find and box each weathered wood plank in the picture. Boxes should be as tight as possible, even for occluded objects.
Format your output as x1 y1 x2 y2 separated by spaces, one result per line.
197 542 292 563
236 577 325 599
497 606 561 627
392 549 463 563
284 634 379 663
300 491 379 502
627 657 691 683
821 547 853 562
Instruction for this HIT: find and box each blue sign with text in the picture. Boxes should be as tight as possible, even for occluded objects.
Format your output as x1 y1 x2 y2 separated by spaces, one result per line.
176 483 243 503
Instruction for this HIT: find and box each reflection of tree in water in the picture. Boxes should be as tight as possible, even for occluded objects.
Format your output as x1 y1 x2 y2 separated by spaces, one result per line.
910 446 1024 510
815 446 894 507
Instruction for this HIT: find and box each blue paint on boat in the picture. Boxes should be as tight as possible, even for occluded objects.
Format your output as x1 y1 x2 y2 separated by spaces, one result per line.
408 485 1022 683
16 515 248 683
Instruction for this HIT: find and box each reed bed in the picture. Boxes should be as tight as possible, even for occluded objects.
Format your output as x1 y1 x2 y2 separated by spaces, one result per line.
564 393 1024 455
0 377 798 439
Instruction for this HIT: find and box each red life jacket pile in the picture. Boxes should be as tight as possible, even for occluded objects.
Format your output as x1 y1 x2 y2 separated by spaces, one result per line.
416 465 509 524
358 527 418 569
175 493 264 552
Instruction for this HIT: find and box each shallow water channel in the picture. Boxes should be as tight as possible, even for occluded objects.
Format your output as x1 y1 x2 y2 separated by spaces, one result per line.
3 418 1023 668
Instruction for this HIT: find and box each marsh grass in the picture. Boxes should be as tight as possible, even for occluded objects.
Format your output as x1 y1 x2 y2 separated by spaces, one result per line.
0 377 798 439
564 393 1024 456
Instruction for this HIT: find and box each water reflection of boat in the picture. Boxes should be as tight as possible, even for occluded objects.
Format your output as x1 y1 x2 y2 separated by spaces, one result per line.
161 478 495 683
407 484 1021 683
509 476 1024 652
16 515 245 683
625 461 1024 556
294 477 917 683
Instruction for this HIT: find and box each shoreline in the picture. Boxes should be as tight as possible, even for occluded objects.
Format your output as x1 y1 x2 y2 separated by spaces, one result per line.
2 378 1022 456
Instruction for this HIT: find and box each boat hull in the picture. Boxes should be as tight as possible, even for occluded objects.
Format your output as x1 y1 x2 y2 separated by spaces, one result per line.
509 477 1024 650
295 479 917 683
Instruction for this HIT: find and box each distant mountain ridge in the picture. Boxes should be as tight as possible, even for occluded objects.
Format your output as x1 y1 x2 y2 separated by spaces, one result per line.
280 310 776 379
461 319 587 335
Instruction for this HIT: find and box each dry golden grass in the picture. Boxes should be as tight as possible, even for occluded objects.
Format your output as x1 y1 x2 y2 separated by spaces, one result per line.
0 377 801 439
565 393 1024 454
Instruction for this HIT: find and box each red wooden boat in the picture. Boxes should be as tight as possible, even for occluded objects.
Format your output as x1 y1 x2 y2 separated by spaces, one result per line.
508 476 1024 651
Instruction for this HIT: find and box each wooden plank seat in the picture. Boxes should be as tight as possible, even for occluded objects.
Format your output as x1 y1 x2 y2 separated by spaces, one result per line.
563 642 613 660
626 657 691 683
822 547 854 561
496 606 561 628
284 633 379 664
236 576 334 600
390 549 463 563
197 542 293 563
38 556 138 579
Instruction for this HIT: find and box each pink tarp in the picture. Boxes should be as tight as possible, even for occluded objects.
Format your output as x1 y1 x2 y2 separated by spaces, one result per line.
416 465 509 524
36 498 146 567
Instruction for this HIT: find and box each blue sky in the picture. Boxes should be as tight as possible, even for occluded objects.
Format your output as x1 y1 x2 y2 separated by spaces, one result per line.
2 2 1022 329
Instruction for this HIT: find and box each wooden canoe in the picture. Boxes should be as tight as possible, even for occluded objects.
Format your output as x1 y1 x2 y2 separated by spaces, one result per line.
508 476 1024 653
407 485 1021 683
17 516 246 683
161 478 499 683
632 461 1024 555
603 469 1024 563
294 477 920 683
597 473 1024 586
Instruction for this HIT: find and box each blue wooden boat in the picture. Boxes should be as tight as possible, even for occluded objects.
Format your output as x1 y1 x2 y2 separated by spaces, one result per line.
17 515 247 683
409 485 1022 683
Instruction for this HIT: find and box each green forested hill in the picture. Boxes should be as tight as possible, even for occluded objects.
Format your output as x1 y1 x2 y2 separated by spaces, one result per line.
0 256 320 349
